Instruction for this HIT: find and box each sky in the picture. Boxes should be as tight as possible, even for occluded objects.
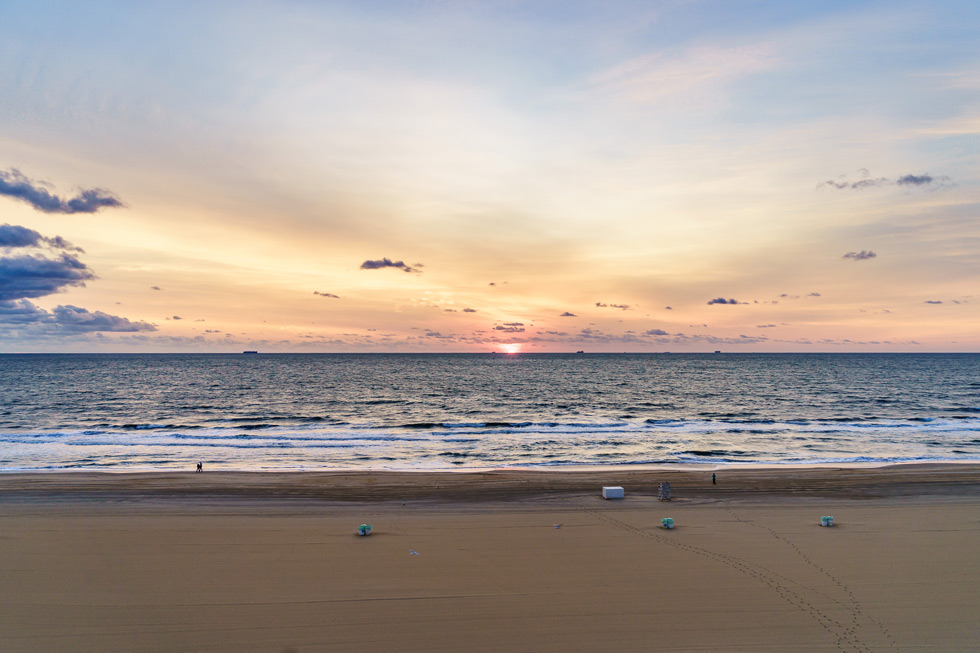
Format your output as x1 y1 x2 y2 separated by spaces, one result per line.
0 0 978 353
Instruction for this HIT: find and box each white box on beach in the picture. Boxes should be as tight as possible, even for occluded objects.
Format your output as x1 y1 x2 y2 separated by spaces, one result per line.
602 486 625 499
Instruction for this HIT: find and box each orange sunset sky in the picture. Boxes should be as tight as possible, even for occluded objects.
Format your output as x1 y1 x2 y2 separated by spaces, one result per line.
1 1 978 352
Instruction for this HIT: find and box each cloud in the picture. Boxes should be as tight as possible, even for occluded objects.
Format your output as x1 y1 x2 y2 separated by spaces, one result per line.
313 291 340 298
819 170 950 191
172 315 183 320
924 300 943 304
589 43 775 109
706 297 743 305
51 305 156 333
595 302 631 310
896 174 934 186
462 308 477 313
842 250 877 261
0 299 156 334
560 311 577 317
808 292 821 297
494 324 525 333
664 306 672 310
0 168 123 214
0 299 49 324
0 224 82 252
818 175 888 190
0 253 95 301
151 286 162 291
757 324 777 328
360 257 421 273
644 328 669 336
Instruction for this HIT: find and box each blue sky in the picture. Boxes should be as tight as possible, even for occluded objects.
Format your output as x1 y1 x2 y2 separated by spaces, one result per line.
1 1 978 351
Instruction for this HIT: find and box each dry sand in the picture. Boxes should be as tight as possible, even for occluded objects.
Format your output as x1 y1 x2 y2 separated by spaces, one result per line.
2 464 979 651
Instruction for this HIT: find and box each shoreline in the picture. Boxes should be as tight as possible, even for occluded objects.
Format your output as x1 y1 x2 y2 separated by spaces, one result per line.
3 462 979 504
4 457 979 474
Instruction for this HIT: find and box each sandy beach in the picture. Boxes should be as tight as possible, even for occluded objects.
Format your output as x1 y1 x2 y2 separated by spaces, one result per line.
2 464 979 651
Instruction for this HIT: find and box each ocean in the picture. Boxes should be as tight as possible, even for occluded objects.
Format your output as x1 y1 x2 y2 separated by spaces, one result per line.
1 353 978 471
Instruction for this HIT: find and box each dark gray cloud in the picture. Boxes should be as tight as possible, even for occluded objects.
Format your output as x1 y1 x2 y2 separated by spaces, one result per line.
360 257 421 273
171 315 183 320
924 300 943 304
808 292 821 297
644 328 669 336
0 299 156 333
0 224 82 252
0 253 95 301
494 325 525 333
897 174 933 186
560 311 577 317
0 299 49 324
463 308 477 313
664 306 672 310
51 305 156 333
0 224 45 248
0 168 123 214
706 297 743 305
313 291 340 298
595 302 631 310
151 286 162 291
842 250 877 261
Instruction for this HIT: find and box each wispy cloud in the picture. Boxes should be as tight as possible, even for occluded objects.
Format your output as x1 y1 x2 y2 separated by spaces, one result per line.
0 169 123 214
560 311 577 317
589 43 775 108
313 291 340 298
360 257 422 273
842 250 876 261
595 302 631 310
819 170 950 191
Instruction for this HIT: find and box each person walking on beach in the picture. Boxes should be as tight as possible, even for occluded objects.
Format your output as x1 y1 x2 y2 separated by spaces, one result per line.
196 462 203 473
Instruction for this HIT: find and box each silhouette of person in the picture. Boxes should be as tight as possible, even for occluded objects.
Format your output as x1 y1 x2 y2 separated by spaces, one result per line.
196 462 203 473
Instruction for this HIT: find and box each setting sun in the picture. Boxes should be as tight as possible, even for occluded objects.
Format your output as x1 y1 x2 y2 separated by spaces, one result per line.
500 343 522 354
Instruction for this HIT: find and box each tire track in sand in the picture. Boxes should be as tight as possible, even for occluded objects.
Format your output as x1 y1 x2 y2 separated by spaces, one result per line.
720 505 899 652
586 508 869 652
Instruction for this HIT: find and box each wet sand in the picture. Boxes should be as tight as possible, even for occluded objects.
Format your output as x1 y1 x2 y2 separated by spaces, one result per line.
2 464 979 651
